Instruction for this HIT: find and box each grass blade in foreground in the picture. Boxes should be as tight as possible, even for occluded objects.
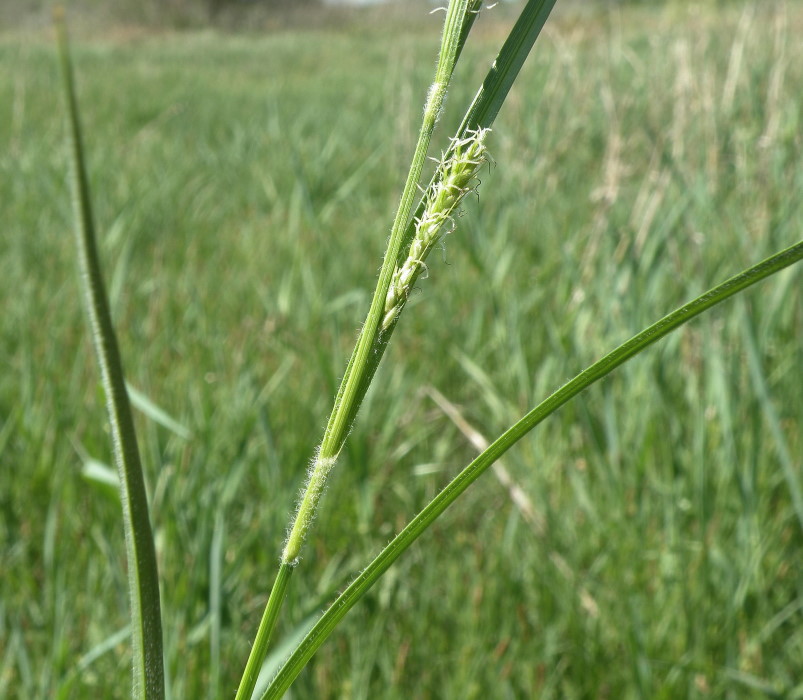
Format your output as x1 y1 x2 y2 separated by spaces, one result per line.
263 241 803 699
55 12 165 699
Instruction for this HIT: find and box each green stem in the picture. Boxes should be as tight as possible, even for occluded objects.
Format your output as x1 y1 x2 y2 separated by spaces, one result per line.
395 0 559 263
239 2 563 694
283 0 560 566
317 0 473 461
319 0 561 432
55 10 164 700
262 241 803 699
283 0 474 569
235 4 478 699
234 564 293 700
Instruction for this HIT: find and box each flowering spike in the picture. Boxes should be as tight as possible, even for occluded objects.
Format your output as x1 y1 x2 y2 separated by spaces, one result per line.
383 127 490 330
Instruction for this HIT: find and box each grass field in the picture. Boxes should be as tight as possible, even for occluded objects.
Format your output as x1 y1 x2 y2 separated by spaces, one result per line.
1 2 802 698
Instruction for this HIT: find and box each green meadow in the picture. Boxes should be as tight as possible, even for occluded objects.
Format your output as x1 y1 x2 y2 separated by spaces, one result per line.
1 2 801 697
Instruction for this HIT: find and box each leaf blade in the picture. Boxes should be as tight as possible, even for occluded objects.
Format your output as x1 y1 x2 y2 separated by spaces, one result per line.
263 241 803 699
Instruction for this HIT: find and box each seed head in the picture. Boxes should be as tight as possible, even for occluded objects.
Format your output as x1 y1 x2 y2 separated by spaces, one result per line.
383 127 490 330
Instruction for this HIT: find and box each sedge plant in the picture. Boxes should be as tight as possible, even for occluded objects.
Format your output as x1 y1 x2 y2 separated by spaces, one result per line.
52 1 802 698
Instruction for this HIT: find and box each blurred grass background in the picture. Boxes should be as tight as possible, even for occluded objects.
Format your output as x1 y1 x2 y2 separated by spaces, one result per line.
1 1 801 698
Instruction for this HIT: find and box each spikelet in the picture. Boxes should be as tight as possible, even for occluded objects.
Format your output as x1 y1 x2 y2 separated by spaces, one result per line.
383 127 490 331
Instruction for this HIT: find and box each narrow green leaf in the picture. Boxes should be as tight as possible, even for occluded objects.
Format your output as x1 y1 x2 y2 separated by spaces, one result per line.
460 0 559 132
54 11 164 699
263 241 803 699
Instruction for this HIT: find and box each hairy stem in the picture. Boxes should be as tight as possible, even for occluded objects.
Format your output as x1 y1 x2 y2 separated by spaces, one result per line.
235 4 480 699
283 0 475 568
